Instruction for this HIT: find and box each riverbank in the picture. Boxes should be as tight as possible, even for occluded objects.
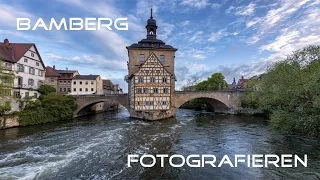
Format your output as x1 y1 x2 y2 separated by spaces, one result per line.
0 115 19 129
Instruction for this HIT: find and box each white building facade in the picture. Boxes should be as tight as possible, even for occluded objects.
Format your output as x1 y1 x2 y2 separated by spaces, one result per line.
0 39 45 111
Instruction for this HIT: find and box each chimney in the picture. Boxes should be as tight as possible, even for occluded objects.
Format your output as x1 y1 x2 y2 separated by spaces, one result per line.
53 65 55 70
4 38 9 46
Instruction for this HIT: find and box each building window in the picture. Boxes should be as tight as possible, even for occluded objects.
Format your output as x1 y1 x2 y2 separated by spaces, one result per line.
64 88 66 92
18 77 23 87
34 93 38 98
29 67 35 75
68 81 70 84
60 88 62 91
38 70 43 76
137 101 140 105
36 62 39 66
156 70 160 74
91 81 94 85
50 78 54 83
85 88 88 92
138 77 144 83
145 101 149 105
5 63 11 70
137 88 142 94
153 88 158 93
85 81 88 85
73 88 76 92
31 53 34 57
145 70 149 74
68 88 71 92
143 88 148 93
25 92 29 98
150 77 155 83
14 91 20 98
64 81 66 84
160 55 165 62
80 81 82 85
38 80 43 87
162 77 167 83
24 58 28 62
73 81 76 85
80 88 82 92
140 54 145 62
162 101 167 105
28 79 34 86
163 88 169 93
18 64 24 72
91 88 94 92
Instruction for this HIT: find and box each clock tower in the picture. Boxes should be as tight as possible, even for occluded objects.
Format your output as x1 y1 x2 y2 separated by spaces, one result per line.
125 8 178 120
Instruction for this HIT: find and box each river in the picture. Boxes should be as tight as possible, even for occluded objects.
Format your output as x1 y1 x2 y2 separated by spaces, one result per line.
0 108 319 180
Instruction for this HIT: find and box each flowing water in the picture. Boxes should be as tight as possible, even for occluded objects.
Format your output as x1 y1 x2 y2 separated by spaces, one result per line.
0 109 319 180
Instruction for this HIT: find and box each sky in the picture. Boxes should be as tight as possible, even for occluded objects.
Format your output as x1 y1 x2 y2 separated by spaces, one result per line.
0 0 319 92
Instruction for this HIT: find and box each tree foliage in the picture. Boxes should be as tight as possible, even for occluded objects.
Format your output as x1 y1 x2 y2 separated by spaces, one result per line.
240 45 320 137
19 93 77 125
0 60 14 115
38 84 56 96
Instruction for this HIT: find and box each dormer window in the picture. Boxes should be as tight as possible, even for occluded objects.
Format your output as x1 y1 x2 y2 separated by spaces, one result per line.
140 54 144 62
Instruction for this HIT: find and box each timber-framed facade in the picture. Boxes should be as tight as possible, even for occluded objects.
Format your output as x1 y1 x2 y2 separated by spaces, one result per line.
126 8 177 120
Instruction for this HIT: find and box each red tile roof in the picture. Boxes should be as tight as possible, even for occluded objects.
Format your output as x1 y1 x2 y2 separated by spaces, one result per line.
0 39 45 68
45 66 59 77
0 45 15 62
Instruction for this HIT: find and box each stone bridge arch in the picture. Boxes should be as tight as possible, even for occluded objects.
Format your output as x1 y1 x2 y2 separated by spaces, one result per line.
74 94 129 117
173 91 240 113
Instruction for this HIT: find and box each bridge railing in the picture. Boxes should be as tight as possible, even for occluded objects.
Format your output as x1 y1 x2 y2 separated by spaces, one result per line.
174 89 245 93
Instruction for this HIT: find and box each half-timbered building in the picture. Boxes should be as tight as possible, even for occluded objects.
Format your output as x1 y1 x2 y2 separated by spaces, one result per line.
126 9 178 120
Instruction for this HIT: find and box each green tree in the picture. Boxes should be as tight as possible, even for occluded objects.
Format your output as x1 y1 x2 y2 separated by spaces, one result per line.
240 45 320 137
19 93 77 125
0 60 14 115
38 84 56 96
195 73 228 91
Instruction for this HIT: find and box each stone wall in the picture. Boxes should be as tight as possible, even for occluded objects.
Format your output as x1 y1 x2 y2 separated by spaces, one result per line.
0 115 20 129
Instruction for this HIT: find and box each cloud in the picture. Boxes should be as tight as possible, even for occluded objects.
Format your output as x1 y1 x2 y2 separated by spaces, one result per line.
0 3 34 26
180 0 211 9
211 3 222 9
208 29 227 42
226 2 256 16
189 31 203 42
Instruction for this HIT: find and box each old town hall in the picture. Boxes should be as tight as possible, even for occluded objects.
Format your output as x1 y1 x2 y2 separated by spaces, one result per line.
125 8 177 120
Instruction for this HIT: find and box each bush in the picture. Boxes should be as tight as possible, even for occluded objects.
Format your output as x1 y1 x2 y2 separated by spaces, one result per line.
240 45 320 137
18 94 77 126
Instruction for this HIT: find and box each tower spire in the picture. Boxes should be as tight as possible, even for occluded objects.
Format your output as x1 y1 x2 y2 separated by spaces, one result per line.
150 7 153 19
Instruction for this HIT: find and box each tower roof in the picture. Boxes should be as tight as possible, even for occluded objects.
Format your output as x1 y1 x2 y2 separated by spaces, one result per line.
127 8 176 50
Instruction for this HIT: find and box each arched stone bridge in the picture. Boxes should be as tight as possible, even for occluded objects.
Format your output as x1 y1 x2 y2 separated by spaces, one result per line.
74 90 243 117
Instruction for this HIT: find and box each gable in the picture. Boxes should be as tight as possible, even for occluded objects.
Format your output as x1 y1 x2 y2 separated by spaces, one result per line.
134 52 172 76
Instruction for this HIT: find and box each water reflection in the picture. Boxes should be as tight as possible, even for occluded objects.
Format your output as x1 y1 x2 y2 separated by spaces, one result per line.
0 108 319 179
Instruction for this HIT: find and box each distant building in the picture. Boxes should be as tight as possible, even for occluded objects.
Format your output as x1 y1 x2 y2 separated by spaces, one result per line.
44 65 59 91
228 78 237 90
56 69 79 95
236 76 249 89
71 75 103 95
103 79 114 94
113 84 123 94
0 38 45 111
